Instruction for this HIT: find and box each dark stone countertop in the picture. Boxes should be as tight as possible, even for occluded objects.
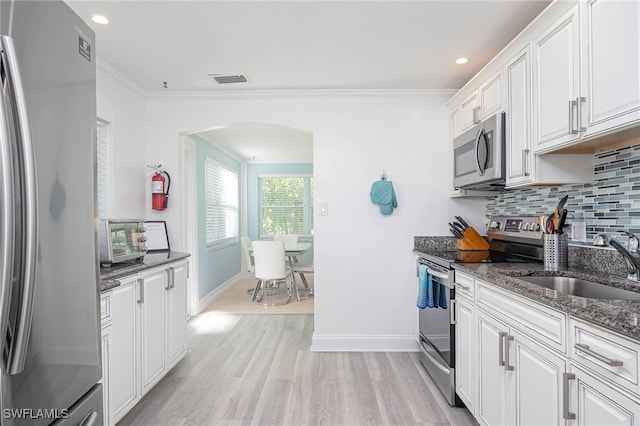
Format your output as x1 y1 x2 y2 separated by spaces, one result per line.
453 262 640 341
100 251 190 292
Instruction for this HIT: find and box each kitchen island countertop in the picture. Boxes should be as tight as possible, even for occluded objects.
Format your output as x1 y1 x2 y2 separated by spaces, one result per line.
100 251 190 291
452 261 640 341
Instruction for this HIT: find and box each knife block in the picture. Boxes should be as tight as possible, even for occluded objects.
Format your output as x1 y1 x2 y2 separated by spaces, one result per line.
456 227 490 250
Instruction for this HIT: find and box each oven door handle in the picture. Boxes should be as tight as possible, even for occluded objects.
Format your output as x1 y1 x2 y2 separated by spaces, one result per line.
425 268 449 281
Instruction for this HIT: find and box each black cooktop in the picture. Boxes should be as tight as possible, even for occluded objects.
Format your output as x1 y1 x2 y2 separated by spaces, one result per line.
420 250 542 264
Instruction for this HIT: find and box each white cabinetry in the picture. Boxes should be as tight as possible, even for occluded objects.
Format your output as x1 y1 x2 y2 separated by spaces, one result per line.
99 291 113 426
505 45 533 187
475 279 569 426
580 0 640 140
109 275 140 424
533 5 582 151
139 267 167 394
102 259 189 425
454 271 476 414
166 261 188 368
452 72 503 138
460 275 640 426
533 1 640 154
505 43 592 188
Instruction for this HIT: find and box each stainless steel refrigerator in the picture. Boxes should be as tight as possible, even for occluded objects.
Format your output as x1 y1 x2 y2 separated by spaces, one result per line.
0 1 102 424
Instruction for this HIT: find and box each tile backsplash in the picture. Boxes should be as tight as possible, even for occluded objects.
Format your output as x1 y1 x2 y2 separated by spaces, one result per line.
486 143 640 245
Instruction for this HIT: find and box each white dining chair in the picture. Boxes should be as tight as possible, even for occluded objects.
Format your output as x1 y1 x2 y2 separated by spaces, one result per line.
240 236 254 275
293 261 314 293
251 240 299 306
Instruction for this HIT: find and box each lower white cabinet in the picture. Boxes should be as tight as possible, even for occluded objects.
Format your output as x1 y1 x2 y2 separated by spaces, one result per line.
102 259 189 425
459 276 640 426
455 294 476 414
569 364 640 426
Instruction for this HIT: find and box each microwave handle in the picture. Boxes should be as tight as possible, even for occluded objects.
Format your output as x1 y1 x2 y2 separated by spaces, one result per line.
474 128 486 176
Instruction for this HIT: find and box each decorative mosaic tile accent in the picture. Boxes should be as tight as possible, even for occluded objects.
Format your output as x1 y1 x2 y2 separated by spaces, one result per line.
486 143 640 246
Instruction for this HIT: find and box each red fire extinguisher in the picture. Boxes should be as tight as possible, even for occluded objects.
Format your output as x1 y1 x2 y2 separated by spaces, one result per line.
148 165 171 210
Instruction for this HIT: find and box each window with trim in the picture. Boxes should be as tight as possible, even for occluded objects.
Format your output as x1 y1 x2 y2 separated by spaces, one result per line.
259 174 313 238
205 157 239 250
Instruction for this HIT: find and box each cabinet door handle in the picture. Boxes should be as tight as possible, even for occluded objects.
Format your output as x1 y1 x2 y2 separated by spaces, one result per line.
170 266 175 289
138 278 144 304
522 149 530 177
569 100 578 134
574 343 624 367
563 372 576 420
450 299 456 325
577 96 587 132
498 331 507 367
473 106 481 124
504 335 514 371
456 283 470 290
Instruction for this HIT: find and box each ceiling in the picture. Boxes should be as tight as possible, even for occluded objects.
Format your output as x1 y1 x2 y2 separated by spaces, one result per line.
195 122 313 163
65 1 551 163
65 0 551 93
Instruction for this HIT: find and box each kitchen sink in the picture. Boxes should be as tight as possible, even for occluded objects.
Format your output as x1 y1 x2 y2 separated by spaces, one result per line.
517 276 640 301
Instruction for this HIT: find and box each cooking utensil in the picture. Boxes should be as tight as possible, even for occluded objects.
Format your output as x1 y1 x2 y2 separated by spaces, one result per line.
450 226 464 239
449 222 465 238
557 209 568 234
557 194 569 211
451 221 466 234
455 216 470 229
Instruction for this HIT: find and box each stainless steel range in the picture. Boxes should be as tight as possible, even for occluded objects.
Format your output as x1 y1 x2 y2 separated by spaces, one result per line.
414 215 545 407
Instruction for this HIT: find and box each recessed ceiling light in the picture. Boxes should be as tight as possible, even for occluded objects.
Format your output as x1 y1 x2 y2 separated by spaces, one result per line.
91 15 109 25
456 57 469 64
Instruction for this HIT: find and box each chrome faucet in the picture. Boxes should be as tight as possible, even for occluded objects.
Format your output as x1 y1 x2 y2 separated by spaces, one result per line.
620 231 640 254
610 238 640 281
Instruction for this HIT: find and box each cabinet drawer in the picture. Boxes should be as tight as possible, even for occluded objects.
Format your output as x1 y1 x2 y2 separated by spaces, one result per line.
455 271 475 299
570 318 640 395
476 280 567 353
100 291 112 328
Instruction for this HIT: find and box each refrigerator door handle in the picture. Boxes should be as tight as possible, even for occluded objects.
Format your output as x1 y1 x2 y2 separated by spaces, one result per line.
0 35 39 375
0 56 16 365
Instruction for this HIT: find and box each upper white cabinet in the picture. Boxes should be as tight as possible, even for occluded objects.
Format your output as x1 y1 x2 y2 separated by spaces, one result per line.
506 43 593 188
580 0 640 139
533 1 640 153
452 72 503 138
532 5 582 151
505 45 534 187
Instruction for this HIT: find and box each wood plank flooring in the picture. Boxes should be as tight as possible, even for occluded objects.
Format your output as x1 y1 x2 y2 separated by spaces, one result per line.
118 313 476 426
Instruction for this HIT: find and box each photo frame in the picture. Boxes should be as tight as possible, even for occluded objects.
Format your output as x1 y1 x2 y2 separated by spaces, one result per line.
144 220 170 252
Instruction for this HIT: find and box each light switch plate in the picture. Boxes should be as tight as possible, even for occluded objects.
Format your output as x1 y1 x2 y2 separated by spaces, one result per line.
319 201 328 216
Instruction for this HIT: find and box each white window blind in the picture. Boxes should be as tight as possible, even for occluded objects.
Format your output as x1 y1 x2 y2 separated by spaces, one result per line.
259 175 313 238
205 157 239 249
96 119 112 219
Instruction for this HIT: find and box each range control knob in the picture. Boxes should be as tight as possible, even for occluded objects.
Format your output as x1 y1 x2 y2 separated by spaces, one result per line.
531 223 540 231
489 221 501 230
523 222 530 231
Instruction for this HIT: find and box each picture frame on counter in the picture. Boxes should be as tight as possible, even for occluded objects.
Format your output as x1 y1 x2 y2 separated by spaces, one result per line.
144 220 170 252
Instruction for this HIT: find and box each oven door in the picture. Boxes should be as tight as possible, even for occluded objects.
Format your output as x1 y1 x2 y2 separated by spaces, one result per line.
417 260 457 405
453 111 505 190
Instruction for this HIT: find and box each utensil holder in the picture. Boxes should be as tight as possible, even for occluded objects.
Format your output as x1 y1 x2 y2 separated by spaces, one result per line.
543 233 568 270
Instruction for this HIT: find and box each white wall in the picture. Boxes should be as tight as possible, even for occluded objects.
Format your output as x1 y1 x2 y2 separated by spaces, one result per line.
142 90 486 351
96 61 147 219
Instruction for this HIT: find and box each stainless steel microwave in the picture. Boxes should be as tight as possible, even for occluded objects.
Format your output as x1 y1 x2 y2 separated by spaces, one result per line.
452 111 506 190
99 219 148 266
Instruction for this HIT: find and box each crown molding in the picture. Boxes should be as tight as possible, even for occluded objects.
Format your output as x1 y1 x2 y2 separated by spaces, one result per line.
145 88 457 101
97 58 146 98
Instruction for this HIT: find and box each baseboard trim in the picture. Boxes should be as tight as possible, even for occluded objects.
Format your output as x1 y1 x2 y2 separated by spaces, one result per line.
198 273 242 313
310 334 419 352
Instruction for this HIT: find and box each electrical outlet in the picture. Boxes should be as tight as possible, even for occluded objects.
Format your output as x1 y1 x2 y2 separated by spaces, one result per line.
572 221 587 242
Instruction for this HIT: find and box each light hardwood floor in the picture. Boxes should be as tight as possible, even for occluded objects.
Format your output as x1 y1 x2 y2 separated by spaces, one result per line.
118 314 476 425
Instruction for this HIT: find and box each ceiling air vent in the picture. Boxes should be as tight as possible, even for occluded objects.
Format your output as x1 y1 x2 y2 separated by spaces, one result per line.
210 74 248 84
